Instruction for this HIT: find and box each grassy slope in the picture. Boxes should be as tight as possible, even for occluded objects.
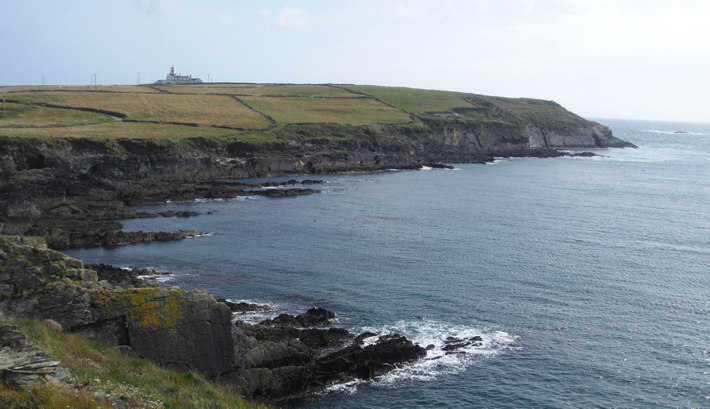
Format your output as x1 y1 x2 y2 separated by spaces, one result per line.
0 317 267 409
0 83 590 143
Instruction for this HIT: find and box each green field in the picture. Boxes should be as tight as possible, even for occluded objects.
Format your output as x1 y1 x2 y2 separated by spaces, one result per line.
345 85 473 115
0 83 581 141
0 102 111 127
242 95 411 125
154 83 358 97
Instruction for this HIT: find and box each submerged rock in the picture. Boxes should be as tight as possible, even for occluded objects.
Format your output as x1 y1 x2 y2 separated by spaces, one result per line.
158 210 201 218
442 335 483 352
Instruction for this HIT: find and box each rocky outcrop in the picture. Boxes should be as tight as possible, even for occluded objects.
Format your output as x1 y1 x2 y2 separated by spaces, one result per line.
0 324 61 390
0 235 238 377
0 235 431 404
0 164 324 249
227 311 426 406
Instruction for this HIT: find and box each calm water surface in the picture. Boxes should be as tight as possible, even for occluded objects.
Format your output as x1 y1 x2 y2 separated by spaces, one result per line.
67 119 710 408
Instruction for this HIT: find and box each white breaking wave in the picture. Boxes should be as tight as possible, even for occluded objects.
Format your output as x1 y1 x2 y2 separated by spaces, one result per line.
325 320 519 394
137 273 174 283
132 265 175 283
186 232 214 239
229 299 279 324
645 129 706 136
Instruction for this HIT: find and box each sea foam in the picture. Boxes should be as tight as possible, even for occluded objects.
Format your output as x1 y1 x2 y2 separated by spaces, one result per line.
324 320 519 394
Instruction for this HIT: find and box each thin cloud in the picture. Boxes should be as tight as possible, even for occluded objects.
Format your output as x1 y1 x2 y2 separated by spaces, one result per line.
527 0 536 13
277 7 311 29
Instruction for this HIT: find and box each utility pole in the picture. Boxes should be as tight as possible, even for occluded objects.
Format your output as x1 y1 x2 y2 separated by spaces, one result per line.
93 74 97 90
137 72 141 85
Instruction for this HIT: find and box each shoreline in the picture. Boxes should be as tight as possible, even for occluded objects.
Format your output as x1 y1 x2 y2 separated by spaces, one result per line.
0 113 636 405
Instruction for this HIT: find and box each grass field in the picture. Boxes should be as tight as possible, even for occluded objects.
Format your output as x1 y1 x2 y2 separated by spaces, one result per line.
0 121 236 139
345 85 474 115
242 95 411 125
0 83 584 141
155 83 358 97
473 95 588 129
0 102 111 128
0 91 270 128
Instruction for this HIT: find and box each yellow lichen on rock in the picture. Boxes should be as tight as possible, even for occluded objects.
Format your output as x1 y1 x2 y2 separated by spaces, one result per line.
121 288 183 332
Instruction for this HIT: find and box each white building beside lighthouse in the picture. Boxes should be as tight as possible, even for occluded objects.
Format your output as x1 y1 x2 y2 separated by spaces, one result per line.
155 67 202 84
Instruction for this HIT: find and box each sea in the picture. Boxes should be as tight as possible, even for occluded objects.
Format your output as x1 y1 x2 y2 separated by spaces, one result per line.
66 119 710 408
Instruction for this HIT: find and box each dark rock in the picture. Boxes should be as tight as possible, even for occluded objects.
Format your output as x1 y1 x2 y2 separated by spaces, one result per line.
441 335 483 352
353 331 378 347
315 333 426 383
0 324 26 348
299 328 350 350
263 188 320 198
260 307 335 328
262 313 301 327
424 163 455 169
158 210 201 218
86 263 167 288
297 307 335 327
217 298 271 314
115 345 139 358
300 179 324 185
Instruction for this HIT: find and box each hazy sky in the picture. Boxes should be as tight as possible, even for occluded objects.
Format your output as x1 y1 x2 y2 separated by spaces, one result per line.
2 0 708 122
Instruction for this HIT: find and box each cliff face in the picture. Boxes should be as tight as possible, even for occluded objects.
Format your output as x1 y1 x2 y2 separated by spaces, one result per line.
0 119 631 182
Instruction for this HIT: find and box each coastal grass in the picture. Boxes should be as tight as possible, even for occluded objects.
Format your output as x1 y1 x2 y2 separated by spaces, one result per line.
152 84 257 95
0 121 240 139
345 85 473 115
476 95 589 129
242 95 411 125
0 317 268 409
156 84 358 97
0 103 112 128
233 84 359 97
0 91 271 128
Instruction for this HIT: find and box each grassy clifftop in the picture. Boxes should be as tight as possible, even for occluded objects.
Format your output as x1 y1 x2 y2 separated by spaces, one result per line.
0 83 590 144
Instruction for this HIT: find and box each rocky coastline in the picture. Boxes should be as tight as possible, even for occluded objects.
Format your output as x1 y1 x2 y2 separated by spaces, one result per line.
0 117 635 405
0 235 441 406
0 118 634 250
